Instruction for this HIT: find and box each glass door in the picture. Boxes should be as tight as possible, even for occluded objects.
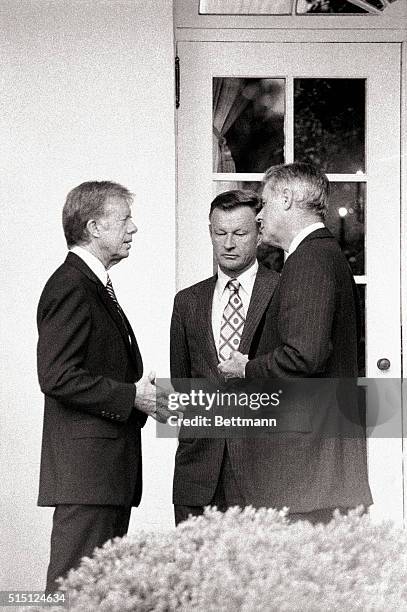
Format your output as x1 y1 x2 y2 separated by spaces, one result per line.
176 41 402 522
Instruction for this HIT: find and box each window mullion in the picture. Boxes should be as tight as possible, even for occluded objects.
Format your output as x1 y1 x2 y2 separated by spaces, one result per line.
285 76 294 164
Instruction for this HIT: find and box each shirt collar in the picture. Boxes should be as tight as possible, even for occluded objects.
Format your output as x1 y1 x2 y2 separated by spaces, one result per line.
216 259 259 295
287 222 325 257
70 245 108 286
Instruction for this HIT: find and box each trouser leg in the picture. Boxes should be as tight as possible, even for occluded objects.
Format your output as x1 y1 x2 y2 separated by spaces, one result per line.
174 445 246 526
45 504 131 593
288 506 359 525
174 504 205 526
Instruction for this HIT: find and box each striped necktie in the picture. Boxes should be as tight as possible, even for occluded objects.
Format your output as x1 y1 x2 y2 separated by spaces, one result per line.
106 275 122 310
106 275 132 343
219 279 245 361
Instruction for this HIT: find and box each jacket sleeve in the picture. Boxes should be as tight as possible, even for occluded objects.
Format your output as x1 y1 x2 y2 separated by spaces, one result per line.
37 280 136 422
246 250 335 379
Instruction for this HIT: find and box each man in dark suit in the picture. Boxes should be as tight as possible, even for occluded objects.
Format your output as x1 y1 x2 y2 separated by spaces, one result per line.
37 181 172 592
171 190 280 525
219 162 372 523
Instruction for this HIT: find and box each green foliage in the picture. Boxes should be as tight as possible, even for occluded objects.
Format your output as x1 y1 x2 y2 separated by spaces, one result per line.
34 506 407 611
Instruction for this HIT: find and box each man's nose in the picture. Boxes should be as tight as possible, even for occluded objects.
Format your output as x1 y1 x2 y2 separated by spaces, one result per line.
128 220 138 234
224 234 235 249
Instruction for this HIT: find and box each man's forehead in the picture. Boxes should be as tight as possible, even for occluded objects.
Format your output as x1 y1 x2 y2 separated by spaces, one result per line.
262 181 276 195
104 196 131 215
211 206 257 228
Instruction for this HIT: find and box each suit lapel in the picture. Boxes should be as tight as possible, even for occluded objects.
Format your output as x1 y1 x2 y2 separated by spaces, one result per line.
239 265 279 355
194 276 220 378
66 252 139 367
98 287 143 370
121 311 143 373
96 285 135 354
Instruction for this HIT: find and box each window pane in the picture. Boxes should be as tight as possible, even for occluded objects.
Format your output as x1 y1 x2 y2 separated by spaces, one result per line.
294 78 365 173
213 78 285 173
325 183 365 275
201 0 293 14
363 0 385 9
213 181 284 272
296 0 368 13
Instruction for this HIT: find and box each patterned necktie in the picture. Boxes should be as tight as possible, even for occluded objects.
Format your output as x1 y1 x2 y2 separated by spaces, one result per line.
106 275 121 309
219 279 245 361
106 275 132 342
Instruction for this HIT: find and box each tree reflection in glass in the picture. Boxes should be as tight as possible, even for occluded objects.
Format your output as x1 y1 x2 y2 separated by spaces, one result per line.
297 0 369 12
325 183 365 275
294 78 365 173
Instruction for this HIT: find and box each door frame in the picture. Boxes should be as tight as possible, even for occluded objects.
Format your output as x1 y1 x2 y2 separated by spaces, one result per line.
174 1 407 524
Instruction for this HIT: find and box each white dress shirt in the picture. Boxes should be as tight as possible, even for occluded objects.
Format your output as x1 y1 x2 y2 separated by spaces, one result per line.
70 245 133 344
70 245 108 285
212 259 258 360
287 222 325 258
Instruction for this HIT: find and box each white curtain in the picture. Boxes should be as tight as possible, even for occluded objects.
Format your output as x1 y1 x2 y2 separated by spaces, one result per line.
213 78 250 172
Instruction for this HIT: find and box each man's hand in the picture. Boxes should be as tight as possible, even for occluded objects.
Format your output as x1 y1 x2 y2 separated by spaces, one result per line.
218 351 249 379
135 371 181 423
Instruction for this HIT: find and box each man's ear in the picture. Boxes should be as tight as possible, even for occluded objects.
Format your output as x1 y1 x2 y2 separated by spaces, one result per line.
86 219 100 239
208 223 212 239
282 187 294 211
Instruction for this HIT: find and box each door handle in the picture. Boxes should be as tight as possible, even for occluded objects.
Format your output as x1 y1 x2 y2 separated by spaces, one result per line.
377 358 391 371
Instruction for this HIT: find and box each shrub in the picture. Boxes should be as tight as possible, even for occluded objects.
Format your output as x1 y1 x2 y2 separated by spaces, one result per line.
35 506 407 611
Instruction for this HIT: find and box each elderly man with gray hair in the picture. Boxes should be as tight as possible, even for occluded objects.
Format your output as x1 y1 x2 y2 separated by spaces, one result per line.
219 162 372 524
37 181 171 592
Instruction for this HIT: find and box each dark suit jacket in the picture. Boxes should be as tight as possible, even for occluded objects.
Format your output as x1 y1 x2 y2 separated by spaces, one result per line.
171 264 280 506
246 228 361 379
171 232 372 512
37 252 146 507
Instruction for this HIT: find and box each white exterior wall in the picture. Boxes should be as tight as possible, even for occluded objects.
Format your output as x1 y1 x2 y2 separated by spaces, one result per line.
0 0 176 590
